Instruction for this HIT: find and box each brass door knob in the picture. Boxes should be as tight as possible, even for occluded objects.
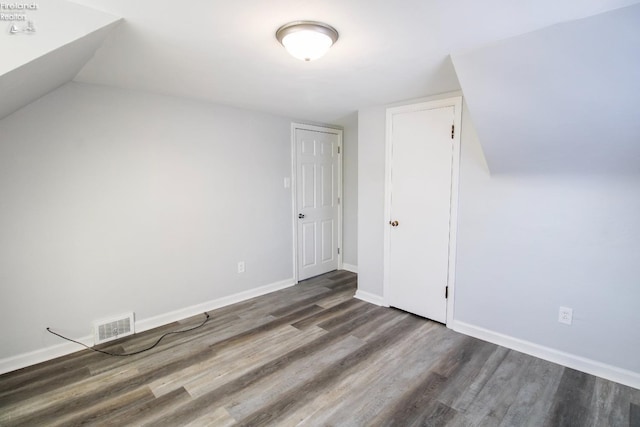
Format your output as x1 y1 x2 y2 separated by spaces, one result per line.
389 220 399 227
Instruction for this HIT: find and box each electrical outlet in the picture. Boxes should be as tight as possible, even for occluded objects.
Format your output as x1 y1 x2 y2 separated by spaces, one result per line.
237 261 245 273
558 306 573 325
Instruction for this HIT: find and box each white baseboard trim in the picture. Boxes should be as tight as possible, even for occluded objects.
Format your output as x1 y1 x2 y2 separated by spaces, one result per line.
0 278 295 375
0 334 95 376
354 289 388 307
451 320 640 390
136 278 294 333
341 263 358 273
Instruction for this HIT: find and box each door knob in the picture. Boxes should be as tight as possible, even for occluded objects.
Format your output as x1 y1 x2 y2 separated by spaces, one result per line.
389 220 399 227
299 213 305 219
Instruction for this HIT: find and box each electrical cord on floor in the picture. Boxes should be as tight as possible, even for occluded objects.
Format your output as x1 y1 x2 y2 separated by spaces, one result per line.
46 312 211 357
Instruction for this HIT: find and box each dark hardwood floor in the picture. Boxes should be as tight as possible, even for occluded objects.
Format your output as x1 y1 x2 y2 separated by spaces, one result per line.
1 271 638 426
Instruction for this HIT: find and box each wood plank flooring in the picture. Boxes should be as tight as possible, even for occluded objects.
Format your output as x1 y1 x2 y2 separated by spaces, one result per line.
1 271 639 426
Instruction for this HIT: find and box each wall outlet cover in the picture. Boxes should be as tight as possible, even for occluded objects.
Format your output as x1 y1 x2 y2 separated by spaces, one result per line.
558 306 573 325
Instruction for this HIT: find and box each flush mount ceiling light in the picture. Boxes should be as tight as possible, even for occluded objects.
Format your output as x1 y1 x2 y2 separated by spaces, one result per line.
276 21 339 61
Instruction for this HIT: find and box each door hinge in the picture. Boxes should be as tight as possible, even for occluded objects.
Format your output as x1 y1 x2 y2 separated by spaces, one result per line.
445 286 449 299
451 124 455 139
337 248 340 255
337 146 341 154
337 197 340 204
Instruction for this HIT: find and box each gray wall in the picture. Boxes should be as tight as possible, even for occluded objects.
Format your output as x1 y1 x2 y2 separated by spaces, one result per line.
336 113 358 268
357 96 640 374
456 107 640 373
357 106 386 292
0 82 296 360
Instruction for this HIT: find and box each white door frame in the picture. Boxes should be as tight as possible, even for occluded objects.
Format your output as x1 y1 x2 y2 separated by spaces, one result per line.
383 96 462 326
291 123 343 283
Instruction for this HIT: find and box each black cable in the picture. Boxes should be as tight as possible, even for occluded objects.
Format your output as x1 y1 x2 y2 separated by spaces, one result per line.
46 312 210 357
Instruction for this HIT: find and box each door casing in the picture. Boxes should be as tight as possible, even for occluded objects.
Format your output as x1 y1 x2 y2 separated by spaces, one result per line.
383 97 462 326
291 123 343 283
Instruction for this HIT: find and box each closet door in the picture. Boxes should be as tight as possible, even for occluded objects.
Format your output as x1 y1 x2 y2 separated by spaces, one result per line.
385 100 460 323
295 127 341 280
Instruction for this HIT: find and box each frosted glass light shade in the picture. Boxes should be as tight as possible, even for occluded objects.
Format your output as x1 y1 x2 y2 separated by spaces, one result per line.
282 30 333 61
276 21 339 61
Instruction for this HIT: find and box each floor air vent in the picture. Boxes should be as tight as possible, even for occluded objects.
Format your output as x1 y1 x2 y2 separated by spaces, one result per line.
93 312 135 345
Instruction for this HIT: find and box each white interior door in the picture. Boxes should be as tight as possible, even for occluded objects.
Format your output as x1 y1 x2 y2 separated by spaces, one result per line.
295 127 341 281
386 104 456 323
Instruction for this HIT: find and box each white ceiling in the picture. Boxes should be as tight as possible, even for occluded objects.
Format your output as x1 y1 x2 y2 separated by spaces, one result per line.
0 0 119 120
0 0 118 76
1 0 639 174
452 3 640 174
67 0 640 123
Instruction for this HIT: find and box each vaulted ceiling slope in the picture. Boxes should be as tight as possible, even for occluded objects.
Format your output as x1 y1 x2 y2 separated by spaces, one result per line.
452 3 640 175
3 0 639 152
68 0 640 124
0 0 120 119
